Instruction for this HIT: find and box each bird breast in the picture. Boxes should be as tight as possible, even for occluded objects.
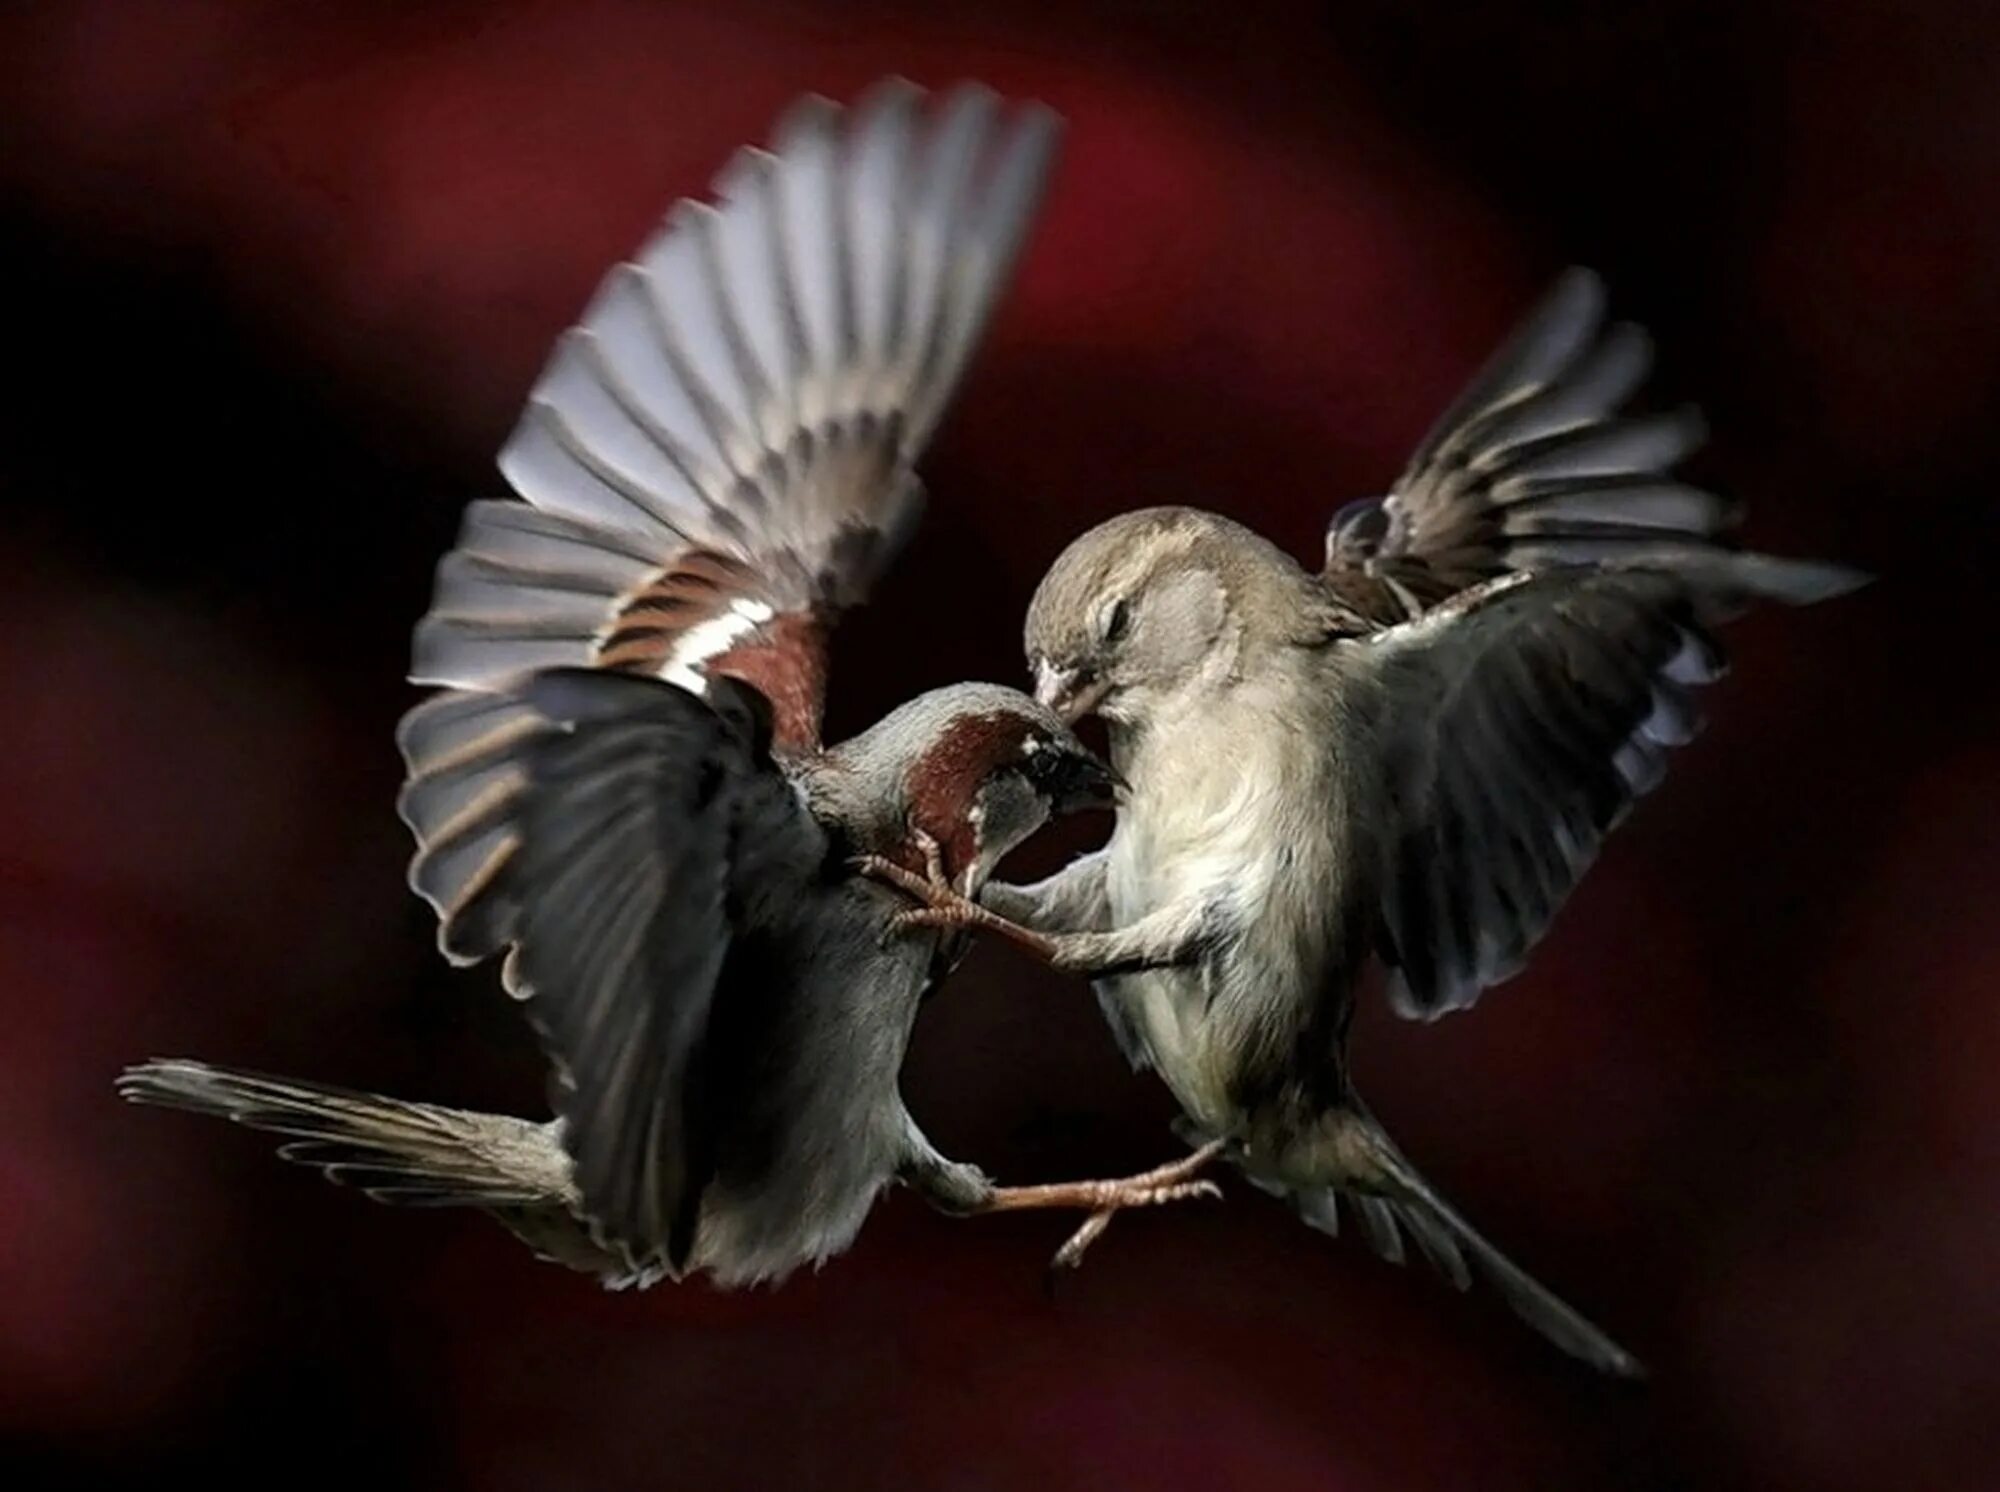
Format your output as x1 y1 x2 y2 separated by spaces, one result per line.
1104 680 1352 1126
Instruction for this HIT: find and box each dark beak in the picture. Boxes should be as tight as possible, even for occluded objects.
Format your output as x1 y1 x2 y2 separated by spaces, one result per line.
1048 743 1125 814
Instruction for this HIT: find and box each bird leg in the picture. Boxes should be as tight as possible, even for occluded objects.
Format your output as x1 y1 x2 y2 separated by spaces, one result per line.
858 836 1212 977
979 851 1111 933
856 832 1067 963
979 1139 1230 1270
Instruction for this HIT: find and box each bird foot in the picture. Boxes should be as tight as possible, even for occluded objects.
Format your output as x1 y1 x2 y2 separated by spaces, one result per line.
1048 1178 1223 1272
855 831 1059 960
983 1139 1229 1272
854 825 955 897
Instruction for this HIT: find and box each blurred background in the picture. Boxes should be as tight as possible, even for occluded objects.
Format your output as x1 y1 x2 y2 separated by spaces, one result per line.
3 2 1995 1488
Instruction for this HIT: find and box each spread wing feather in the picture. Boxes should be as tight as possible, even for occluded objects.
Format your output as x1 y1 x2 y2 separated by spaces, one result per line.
411 81 1061 751
1321 268 1865 627
1343 569 1733 1019
396 668 827 1272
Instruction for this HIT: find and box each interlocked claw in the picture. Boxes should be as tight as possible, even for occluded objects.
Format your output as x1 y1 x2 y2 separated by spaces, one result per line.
855 829 1061 959
855 833 1231 1271
988 1139 1231 1273
1050 1176 1222 1272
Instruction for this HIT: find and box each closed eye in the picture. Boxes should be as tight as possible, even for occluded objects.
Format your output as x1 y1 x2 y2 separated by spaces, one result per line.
1100 597 1130 644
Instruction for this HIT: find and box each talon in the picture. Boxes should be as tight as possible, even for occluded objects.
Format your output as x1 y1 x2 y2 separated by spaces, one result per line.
862 872 1061 963
1093 1178 1221 1210
1051 1210 1116 1272
984 1143 1226 1275
911 826 948 889
854 854 933 900
1155 1180 1222 1205
857 841 975 920
1047 1181 1216 1271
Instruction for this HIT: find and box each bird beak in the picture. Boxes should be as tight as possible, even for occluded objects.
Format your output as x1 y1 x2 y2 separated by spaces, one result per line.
1049 744 1125 814
1035 660 1112 723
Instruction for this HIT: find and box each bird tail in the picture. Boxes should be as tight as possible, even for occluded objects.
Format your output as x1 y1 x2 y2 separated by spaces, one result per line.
116 1058 571 1209
1292 1108 1644 1378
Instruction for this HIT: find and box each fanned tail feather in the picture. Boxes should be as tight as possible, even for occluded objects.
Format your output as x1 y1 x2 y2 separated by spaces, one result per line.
1293 1108 1644 1378
116 1058 569 1208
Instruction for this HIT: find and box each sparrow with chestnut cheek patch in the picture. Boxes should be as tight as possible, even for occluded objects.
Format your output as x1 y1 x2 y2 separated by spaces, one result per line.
877 269 1869 1371
119 81 1218 1289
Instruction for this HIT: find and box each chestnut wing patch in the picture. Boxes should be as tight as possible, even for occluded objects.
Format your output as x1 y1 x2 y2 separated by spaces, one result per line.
409 82 1060 753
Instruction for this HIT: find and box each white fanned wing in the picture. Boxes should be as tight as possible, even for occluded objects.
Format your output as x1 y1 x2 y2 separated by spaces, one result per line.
410 80 1061 751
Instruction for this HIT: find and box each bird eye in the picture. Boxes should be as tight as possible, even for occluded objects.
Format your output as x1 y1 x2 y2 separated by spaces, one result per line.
1100 597 1130 645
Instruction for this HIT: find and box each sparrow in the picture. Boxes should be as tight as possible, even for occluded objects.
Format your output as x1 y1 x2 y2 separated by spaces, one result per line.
870 267 1869 1370
119 80 1217 1289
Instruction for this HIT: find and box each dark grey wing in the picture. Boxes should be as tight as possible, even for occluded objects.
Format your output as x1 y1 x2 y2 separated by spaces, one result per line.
1340 568 1732 1020
1320 268 1863 627
395 668 829 1270
411 80 1060 753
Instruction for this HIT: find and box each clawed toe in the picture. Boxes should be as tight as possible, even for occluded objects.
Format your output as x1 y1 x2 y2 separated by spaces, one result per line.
1153 1180 1222 1205
853 854 932 899
1043 1172 1224 1272
855 839 969 918
911 826 949 888
856 846 1071 963
1103 1177 1222 1210
1050 1212 1115 1273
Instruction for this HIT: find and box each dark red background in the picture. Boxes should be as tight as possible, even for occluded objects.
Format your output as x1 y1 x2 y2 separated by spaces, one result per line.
4 3 1994 1489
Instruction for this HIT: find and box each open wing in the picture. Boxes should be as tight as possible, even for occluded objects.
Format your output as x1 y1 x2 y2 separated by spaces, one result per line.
1320 268 1863 627
1339 568 1735 1020
412 80 1061 752
394 669 827 1272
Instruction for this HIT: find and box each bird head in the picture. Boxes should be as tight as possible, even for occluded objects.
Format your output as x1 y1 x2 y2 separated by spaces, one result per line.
1025 506 1278 727
875 683 1120 894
